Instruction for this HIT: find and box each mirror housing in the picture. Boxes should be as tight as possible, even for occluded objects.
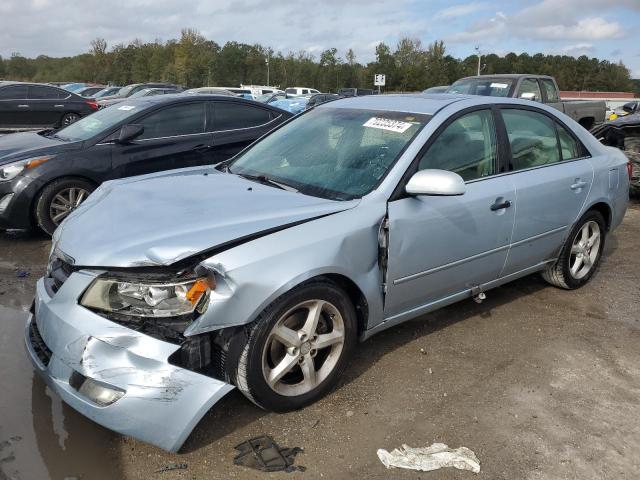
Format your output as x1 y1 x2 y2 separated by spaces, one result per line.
116 124 144 144
622 102 637 114
519 92 538 102
405 169 466 196
405 169 467 196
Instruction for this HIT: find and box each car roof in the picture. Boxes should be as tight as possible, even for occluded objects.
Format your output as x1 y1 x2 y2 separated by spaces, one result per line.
318 93 563 115
457 74 554 81
115 93 293 111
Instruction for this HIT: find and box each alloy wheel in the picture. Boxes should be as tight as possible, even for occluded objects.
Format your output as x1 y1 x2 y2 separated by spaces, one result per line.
62 113 79 126
49 187 89 225
569 220 601 280
262 299 345 396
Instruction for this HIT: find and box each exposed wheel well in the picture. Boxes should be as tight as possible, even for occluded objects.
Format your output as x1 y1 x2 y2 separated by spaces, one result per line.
319 274 369 337
30 175 98 226
578 117 595 130
586 202 612 231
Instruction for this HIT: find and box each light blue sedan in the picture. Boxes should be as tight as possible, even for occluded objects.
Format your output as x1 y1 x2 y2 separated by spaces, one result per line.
26 94 629 452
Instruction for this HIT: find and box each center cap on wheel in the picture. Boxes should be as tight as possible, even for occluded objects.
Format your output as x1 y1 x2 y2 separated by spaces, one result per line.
300 341 312 356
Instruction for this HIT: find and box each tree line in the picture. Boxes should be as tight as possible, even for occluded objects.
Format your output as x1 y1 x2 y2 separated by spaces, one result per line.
0 29 636 94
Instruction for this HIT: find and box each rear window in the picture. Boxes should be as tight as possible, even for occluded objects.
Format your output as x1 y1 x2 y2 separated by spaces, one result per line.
285 88 296 94
447 78 514 97
214 102 272 131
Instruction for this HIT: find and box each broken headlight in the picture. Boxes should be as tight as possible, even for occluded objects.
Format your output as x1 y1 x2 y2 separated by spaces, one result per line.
80 276 213 318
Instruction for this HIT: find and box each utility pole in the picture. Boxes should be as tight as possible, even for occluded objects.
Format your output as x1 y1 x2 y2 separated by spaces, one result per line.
265 57 270 86
475 46 482 76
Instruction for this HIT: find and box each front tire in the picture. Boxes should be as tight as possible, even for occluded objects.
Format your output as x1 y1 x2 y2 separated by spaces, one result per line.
234 280 357 412
34 178 94 236
542 210 605 289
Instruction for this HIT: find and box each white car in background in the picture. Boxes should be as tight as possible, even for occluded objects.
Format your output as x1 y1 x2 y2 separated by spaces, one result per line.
285 87 320 97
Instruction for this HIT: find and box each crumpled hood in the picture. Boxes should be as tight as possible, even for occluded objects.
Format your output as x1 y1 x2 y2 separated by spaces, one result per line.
55 168 359 267
0 132 72 163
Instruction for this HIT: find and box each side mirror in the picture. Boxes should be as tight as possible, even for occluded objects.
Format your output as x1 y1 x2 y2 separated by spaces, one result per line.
519 92 538 102
405 169 466 196
622 102 637 114
115 124 144 144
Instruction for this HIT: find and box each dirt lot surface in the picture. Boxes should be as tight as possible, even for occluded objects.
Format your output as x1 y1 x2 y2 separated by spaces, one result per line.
1 204 639 480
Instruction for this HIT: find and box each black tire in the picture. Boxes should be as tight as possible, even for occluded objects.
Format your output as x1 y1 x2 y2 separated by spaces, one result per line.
34 178 95 236
541 210 606 289
60 112 80 127
233 279 357 412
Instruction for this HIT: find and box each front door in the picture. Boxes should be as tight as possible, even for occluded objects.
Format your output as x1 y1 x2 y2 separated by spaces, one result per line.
110 101 212 178
498 107 594 276
385 108 516 319
0 85 29 128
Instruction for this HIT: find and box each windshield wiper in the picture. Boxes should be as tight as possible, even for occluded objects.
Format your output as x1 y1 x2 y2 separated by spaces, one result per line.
235 172 298 193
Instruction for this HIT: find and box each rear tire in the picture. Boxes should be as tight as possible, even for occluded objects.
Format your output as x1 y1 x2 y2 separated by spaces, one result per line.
541 210 605 289
60 113 80 127
34 178 94 236
233 279 357 412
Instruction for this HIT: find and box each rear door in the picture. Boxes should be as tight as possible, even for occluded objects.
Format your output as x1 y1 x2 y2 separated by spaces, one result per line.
209 101 285 164
498 106 594 276
385 108 516 319
111 101 212 177
0 85 29 127
26 85 69 126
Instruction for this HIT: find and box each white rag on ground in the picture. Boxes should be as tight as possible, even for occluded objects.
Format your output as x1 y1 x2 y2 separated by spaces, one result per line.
377 443 481 473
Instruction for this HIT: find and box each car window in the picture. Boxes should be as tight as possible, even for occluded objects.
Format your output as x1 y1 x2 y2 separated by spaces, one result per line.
502 109 560 170
540 79 559 102
418 109 497 181
517 79 543 102
231 108 430 200
302 89 309 94
0 85 28 100
28 85 66 99
214 102 272 131
285 88 296 94
138 102 205 140
447 78 513 97
556 123 581 160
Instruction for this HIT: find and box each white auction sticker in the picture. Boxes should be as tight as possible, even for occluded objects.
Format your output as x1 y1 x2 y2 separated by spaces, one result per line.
490 83 509 89
363 117 413 133
117 105 136 111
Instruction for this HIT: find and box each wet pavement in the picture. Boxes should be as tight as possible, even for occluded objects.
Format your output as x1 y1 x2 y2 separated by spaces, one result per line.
1 204 639 480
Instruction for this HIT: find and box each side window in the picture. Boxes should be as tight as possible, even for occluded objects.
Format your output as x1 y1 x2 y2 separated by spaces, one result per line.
138 103 205 140
517 78 542 102
28 86 65 99
540 79 559 103
502 109 560 171
0 85 27 100
556 123 581 160
418 109 497 181
302 89 309 94
214 102 272 131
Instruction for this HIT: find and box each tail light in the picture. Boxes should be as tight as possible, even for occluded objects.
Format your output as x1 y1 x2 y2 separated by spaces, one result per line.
85 100 98 110
627 160 633 181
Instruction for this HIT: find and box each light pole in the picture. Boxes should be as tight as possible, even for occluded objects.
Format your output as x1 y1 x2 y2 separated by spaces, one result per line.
475 46 482 76
265 57 270 86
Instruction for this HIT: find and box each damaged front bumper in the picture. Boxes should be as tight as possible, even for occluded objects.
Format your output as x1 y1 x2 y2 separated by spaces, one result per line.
24 270 234 452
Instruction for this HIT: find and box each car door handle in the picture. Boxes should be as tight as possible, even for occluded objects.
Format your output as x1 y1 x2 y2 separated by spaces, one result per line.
192 144 211 152
490 199 512 211
54 104 65 108
570 180 588 190
17 104 30 108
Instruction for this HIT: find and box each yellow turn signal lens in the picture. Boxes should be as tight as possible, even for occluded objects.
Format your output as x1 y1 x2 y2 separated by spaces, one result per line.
186 278 213 305
26 156 54 169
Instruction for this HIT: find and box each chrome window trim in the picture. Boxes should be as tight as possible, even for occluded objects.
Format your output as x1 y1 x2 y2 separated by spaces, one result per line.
96 131 210 145
213 113 283 134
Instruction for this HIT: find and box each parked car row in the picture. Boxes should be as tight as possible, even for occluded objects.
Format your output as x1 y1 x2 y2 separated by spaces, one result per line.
0 94 292 234
20 92 630 454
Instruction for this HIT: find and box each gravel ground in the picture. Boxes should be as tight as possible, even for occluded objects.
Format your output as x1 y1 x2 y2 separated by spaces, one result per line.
0 204 638 480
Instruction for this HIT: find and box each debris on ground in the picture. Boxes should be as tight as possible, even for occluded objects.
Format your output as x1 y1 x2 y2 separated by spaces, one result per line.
15 270 30 278
234 436 304 473
155 462 188 473
377 443 480 474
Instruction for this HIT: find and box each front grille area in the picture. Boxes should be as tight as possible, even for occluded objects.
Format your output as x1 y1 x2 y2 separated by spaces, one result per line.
47 258 74 295
29 318 52 367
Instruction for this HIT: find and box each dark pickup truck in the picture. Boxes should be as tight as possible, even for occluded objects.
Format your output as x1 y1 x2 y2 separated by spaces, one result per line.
447 74 606 129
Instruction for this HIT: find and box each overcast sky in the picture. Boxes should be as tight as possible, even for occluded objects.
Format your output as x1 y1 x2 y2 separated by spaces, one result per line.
1 0 639 77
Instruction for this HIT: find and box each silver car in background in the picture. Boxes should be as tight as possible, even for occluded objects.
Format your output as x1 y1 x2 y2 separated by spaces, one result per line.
25 94 630 452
